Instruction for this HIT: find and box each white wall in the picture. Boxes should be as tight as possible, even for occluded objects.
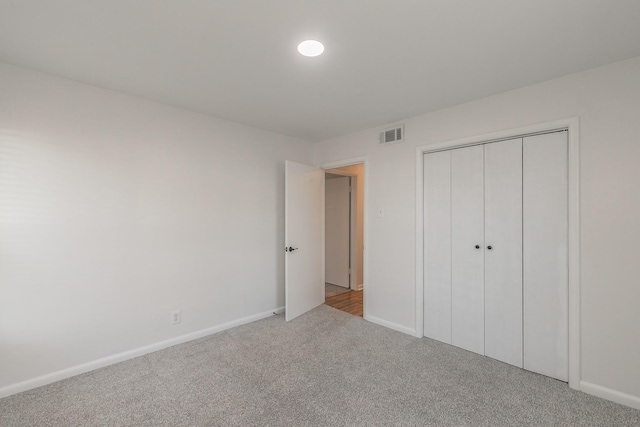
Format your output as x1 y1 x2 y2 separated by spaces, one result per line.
0 63 312 394
313 56 640 406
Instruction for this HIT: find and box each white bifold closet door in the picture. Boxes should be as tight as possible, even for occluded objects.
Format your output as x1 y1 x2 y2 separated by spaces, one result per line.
423 150 452 344
450 145 485 355
484 138 523 367
523 132 568 381
423 131 568 381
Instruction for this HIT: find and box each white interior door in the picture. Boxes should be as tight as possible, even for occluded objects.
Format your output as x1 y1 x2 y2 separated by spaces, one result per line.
451 145 485 355
423 150 452 344
484 138 523 367
285 160 324 321
325 176 350 288
523 132 568 381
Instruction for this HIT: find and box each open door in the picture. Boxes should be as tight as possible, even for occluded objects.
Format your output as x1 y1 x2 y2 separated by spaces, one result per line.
285 160 324 321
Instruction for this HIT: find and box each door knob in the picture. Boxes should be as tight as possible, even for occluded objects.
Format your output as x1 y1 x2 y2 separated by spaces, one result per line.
487 245 493 250
286 246 298 252
475 245 480 249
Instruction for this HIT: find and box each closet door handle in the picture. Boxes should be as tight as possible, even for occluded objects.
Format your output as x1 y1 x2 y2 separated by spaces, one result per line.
487 245 493 250
475 245 480 249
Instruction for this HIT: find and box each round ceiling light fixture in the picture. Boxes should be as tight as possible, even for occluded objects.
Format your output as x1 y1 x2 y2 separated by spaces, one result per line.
297 40 324 57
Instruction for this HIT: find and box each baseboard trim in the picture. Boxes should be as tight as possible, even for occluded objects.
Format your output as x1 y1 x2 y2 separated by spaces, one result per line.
365 315 416 336
0 307 284 399
581 381 640 410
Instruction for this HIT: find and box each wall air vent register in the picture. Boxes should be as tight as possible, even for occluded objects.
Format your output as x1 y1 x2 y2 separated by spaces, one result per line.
379 125 405 145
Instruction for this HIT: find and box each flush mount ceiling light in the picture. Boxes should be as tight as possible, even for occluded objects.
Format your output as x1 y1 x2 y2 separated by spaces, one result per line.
297 40 324 57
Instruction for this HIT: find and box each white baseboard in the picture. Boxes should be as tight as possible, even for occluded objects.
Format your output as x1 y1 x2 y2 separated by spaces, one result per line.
581 381 640 410
0 307 284 399
365 314 416 336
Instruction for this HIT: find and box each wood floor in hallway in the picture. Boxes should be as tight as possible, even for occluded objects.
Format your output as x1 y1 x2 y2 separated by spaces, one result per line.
325 289 363 317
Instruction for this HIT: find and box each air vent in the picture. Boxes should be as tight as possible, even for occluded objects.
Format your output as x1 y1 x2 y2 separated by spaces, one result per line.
379 125 404 145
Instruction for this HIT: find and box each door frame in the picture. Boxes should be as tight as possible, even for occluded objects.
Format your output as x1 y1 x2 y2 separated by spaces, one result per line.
415 117 581 390
320 156 368 318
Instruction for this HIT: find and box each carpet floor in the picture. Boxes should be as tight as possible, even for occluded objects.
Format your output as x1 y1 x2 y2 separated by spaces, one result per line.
1 305 639 426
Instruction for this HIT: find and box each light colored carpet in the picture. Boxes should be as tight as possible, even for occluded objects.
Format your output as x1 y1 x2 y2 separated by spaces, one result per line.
1 305 639 426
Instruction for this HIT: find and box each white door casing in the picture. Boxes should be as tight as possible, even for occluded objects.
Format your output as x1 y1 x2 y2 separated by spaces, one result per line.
285 161 324 321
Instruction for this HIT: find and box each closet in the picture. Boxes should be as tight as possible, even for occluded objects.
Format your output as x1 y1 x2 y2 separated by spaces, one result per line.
423 130 568 381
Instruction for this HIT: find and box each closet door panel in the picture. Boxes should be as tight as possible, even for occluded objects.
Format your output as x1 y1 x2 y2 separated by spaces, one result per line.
484 138 523 367
451 145 485 355
423 151 452 343
523 132 568 381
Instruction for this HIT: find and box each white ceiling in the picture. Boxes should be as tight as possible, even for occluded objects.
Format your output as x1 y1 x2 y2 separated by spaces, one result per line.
1 1 640 142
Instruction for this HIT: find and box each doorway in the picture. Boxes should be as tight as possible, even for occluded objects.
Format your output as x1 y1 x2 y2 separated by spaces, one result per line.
323 163 364 317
